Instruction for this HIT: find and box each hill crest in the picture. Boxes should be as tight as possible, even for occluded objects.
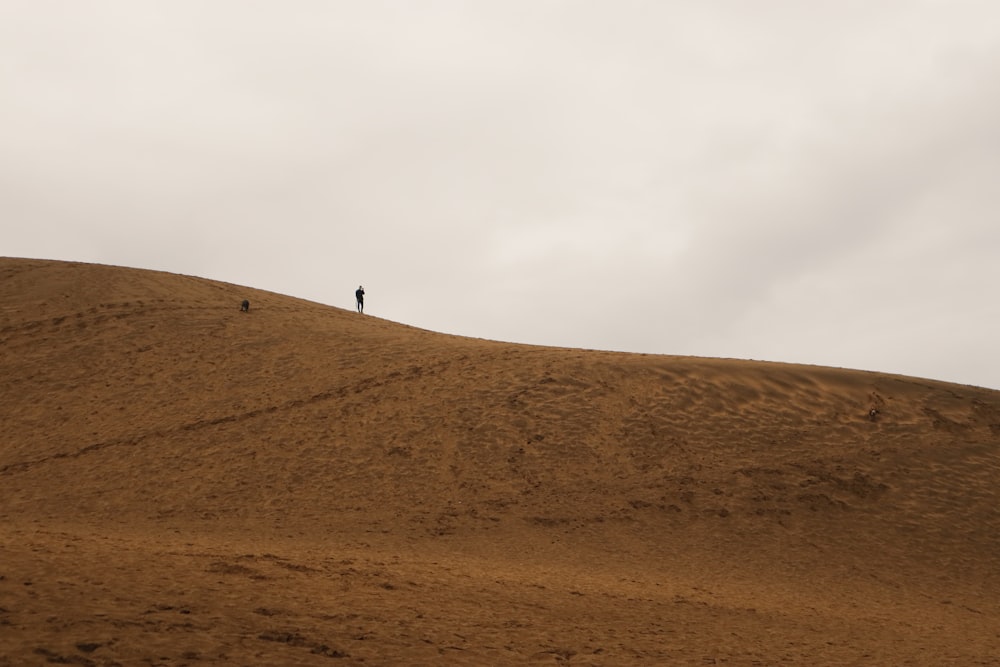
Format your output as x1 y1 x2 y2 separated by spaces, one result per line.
2 257 999 665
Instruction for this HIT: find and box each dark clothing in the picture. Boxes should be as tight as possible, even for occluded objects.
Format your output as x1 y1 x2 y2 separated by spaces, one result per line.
355 288 365 313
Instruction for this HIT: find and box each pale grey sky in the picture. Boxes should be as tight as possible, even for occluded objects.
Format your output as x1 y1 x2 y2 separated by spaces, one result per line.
3 1 999 389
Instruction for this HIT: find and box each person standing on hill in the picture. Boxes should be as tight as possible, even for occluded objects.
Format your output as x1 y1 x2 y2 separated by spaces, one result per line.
355 285 365 313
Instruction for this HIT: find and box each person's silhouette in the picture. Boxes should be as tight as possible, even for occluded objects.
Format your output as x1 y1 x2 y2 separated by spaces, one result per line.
355 285 365 313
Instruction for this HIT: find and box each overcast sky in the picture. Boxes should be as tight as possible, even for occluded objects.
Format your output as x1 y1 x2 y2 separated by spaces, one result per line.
3 1 999 389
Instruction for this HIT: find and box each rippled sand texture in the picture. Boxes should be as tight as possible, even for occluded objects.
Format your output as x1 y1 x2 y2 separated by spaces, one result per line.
2 258 998 665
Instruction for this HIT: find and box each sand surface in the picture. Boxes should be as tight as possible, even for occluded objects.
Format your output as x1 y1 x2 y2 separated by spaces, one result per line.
2 258 998 665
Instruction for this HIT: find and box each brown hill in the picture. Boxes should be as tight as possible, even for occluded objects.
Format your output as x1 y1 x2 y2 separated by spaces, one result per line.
1 257 998 666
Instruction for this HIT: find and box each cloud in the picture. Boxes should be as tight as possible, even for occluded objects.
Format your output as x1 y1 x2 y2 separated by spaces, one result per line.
2 1 999 388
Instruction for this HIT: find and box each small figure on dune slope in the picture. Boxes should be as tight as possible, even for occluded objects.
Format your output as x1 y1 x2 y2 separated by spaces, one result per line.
868 392 884 422
355 285 365 313
240 299 250 312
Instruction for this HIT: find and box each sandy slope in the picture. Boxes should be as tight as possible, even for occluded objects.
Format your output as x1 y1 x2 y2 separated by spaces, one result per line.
1 257 998 665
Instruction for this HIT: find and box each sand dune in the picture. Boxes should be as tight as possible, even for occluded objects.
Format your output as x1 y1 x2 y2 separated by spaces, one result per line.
1 257 998 665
